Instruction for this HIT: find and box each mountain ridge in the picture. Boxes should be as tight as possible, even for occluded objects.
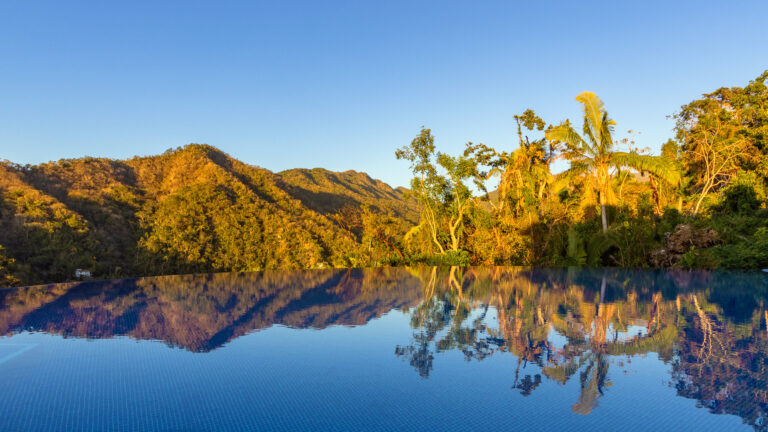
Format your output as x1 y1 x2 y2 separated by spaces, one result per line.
0 144 417 286
277 167 419 224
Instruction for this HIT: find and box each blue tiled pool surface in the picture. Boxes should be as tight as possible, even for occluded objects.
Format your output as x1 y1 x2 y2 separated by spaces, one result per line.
1 267 766 431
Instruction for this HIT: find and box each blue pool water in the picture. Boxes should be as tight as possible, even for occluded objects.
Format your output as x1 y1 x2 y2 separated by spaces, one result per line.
1 267 766 431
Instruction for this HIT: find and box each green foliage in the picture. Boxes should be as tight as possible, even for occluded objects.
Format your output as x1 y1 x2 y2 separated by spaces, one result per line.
0 245 20 288
710 228 768 269
563 223 618 267
715 172 765 215
138 182 333 273
396 128 484 254
678 247 716 269
566 227 587 266
720 183 760 214
410 250 471 267
658 208 683 234
546 92 679 233
278 168 420 225
0 145 375 285
675 71 768 215
609 217 657 268
3 73 768 283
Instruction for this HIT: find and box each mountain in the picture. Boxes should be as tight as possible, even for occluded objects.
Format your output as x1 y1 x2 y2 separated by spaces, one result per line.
0 144 415 286
277 168 419 224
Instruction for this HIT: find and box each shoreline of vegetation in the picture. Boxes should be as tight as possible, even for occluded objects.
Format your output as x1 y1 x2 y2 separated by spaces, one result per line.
1 71 766 287
392 71 768 271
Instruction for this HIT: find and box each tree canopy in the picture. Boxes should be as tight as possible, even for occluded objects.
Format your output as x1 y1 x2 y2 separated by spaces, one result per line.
1 71 767 287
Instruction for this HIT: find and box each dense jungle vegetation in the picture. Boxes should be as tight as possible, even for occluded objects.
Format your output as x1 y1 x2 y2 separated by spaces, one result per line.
0 71 766 287
395 71 768 270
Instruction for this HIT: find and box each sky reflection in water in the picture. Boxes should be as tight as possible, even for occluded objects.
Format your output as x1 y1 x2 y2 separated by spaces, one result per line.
1 267 766 431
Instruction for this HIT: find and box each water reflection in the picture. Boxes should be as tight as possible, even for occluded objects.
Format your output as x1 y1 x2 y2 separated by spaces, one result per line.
0 268 423 352
1 266 767 429
395 267 768 429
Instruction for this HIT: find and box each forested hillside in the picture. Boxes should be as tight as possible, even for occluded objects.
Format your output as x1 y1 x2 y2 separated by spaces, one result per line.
278 168 419 224
1 71 766 287
0 145 414 286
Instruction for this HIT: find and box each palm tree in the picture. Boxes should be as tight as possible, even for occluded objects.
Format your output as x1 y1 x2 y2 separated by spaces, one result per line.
546 92 680 233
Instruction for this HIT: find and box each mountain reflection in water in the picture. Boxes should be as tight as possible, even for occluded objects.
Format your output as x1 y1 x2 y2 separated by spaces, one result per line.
1 267 767 430
0 268 422 352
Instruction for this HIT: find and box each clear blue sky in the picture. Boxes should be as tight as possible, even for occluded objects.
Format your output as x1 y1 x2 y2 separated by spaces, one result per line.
1 1 766 188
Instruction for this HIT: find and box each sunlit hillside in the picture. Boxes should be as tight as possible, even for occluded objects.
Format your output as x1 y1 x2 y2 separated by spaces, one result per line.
0 144 415 286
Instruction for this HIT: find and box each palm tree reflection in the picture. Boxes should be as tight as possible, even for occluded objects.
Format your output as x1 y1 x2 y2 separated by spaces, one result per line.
396 267 768 425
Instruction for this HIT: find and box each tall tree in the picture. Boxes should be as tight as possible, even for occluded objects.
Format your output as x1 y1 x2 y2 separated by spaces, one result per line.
436 152 480 252
465 110 556 262
674 71 767 215
396 128 482 254
546 92 680 232
468 109 556 218
395 128 447 254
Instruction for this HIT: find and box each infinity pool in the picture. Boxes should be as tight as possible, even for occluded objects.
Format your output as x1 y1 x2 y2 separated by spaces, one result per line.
1 267 766 431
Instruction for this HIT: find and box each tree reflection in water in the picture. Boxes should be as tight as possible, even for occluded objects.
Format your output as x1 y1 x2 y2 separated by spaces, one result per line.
395 267 768 428
1 266 767 429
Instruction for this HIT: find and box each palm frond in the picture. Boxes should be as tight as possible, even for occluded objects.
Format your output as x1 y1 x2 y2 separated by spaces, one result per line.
565 160 593 176
586 232 616 266
567 227 587 266
599 112 616 152
485 167 504 180
550 175 571 195
545 122 588 152
575 91 606 144
610 152 681 185
581 117 599 155
580 184 598 208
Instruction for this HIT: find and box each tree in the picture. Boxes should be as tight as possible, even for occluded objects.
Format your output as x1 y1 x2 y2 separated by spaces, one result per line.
396 128 447 254
546 92 680 232
465 110 557 262
657 139 685 212
330 204 407 265
0 245 20 288
468 109 556 218
396 128 482 254
436 152 481 252
674 71 767 215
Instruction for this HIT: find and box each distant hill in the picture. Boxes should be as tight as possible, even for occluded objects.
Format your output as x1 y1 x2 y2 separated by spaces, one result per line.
277 168 419 224
0 144 416 286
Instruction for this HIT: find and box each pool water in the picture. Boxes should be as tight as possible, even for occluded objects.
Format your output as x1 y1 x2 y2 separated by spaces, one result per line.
1 267 766 431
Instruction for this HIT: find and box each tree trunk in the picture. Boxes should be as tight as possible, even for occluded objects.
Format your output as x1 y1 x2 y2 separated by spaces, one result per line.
378 235 405 260
599 185 608 233
449 226 459 252
648 175 661 215
448 205 465 252
600 201 608 234
692 179 714 216
528 212 535 262
425 207 445 254
693 193 707 216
